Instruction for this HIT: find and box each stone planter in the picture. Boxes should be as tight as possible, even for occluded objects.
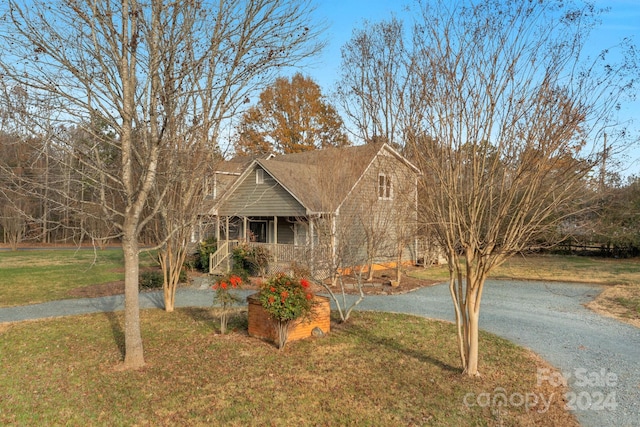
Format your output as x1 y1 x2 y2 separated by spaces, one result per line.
247 293 330 344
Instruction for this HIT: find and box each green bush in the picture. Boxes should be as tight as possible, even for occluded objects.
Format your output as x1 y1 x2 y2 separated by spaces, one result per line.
232 243 271 277
195 237 217 272
140 268 187 290
139 270 163 290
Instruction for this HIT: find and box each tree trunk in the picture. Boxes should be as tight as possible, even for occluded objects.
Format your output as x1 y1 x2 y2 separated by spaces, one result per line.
122 232 145 369
163 281 176 313
159 237 190 313
462 267 484 377
464 305 480 376
395 241 403 284
449 274 466 370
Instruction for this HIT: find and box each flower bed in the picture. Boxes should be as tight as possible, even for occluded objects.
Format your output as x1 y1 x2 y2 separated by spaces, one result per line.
247 293 330 343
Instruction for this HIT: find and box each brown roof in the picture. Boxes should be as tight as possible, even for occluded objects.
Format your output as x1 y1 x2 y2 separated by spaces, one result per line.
216 152 273 174
211 142 418 215
257 143 385 213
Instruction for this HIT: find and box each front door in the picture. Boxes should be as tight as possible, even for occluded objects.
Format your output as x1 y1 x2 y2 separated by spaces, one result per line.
249 220 267 243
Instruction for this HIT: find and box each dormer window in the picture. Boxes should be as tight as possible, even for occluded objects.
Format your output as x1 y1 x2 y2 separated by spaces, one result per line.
256 169 264 184
378 173 392 200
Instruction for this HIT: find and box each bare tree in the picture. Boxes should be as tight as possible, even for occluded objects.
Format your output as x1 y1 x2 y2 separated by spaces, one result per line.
0 0 324 369
0 199 27 250
308 211 368 323
306 144 418 322
335 17 411 147
153 145 223 313
338 0 637 376
406 0 638 376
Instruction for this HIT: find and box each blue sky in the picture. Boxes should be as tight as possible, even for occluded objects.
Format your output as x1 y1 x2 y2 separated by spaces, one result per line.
305 0 640 177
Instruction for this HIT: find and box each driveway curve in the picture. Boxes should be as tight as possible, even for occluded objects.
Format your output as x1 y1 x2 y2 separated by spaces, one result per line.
1 280 638 427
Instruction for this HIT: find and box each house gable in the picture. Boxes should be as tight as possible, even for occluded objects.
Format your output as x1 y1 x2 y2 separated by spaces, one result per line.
216 164 307 217
335 144 420 264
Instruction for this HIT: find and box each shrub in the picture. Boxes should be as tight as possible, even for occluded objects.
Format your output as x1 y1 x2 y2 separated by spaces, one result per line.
195 237 217 272
212 274 245 334
232 243 271 276
258 273 313 350
139 270 163 290
139 268 186 291
179 267 188 283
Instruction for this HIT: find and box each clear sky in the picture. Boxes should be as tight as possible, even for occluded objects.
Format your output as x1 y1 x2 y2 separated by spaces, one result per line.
305 0 640 178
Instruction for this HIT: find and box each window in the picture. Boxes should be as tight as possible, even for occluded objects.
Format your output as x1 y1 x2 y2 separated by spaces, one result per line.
256 169 264 184
378 174 392 200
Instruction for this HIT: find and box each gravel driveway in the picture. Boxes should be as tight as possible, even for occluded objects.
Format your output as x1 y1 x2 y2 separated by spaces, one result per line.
1 280 638 426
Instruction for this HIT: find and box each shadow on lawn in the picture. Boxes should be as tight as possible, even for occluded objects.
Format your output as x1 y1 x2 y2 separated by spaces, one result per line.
183 306 249 334
89 296 126 358
340 321 460 373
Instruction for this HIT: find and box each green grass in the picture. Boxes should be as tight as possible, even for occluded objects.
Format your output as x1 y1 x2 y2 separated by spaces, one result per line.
0 249 157 307
0 309 577 426
614 296 640 315
410 253 640 286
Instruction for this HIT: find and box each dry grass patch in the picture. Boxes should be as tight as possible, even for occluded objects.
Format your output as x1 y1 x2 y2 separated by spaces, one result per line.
586 284 640 328
490 254 640 286
0 309 577 426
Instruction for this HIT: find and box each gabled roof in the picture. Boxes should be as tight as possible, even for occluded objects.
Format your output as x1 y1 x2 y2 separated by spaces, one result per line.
211 143 419 215
215 152 275 174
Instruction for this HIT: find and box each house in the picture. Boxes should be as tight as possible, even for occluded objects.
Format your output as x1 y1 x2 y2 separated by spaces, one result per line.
203 143 421 277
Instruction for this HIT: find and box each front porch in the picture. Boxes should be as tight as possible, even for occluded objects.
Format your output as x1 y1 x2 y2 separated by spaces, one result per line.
207 215 330 276
209 240 331 277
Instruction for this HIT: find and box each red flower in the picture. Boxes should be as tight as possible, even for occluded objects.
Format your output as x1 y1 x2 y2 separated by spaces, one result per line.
220 282 228 290
300 279 310 289
270 286 276 292
280 291 289 300
268 296 276 304
212 284 218 290
229 275 242 288
306 293 312 300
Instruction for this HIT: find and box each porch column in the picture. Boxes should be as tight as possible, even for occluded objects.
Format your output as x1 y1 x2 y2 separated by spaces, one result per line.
309 218 315 275
331 213 338 286
273 216 278 263
243 217 248 242
225 216 230 272
215 216 220 243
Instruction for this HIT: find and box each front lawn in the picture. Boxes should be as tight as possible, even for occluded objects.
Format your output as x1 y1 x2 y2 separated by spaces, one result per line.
0 249 157 307
0 309 577 426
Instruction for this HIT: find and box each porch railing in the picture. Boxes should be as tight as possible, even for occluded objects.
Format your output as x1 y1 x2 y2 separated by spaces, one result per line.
209 240 331 277
246 242 303 263
209 240 240 274
248 242 331 277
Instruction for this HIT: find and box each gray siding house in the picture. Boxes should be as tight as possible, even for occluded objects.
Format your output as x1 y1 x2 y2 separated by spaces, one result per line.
205 143 420 277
